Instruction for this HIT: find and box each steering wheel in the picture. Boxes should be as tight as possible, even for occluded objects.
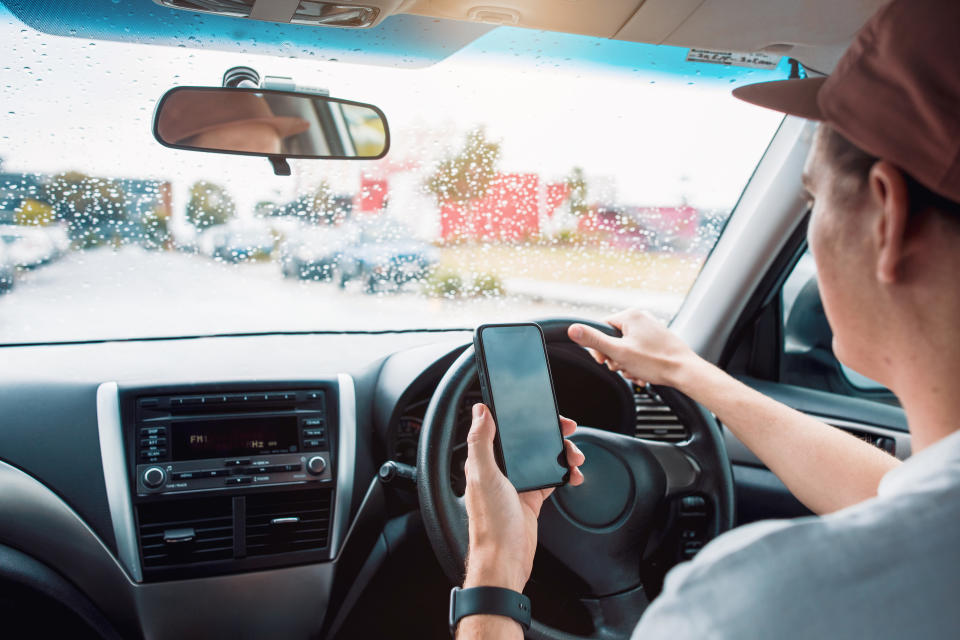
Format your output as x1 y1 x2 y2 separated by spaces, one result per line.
418 318 735 640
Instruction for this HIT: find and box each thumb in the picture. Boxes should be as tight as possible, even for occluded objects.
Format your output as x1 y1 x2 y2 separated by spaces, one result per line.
466 403 500 481
568 323 624 361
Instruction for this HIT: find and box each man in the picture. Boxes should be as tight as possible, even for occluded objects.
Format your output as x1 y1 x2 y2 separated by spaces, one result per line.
457 0 960 637
157 90 309 155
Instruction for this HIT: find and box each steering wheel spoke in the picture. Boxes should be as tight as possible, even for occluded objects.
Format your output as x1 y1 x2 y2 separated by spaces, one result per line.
642 440 700 499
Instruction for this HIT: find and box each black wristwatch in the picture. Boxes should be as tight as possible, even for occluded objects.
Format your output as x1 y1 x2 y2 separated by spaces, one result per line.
449 586 532 636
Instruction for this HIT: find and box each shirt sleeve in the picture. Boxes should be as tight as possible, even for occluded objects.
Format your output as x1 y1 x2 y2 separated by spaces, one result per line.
631 518 800 640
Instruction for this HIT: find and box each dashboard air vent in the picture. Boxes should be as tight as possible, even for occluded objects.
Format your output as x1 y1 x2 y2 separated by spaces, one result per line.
633 385 687 442
245 489 333 557
138 496 234 569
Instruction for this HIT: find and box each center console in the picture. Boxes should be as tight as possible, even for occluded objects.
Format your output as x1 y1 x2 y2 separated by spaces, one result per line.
114 380 348 582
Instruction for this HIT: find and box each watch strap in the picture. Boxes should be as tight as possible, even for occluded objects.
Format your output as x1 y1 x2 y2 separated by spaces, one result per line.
449 586 531 636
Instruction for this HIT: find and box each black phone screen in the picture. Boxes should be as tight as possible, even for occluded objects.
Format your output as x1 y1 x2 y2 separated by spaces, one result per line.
477 324 568 491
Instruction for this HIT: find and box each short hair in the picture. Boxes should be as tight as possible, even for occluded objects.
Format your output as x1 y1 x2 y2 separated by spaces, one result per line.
818 124 960 220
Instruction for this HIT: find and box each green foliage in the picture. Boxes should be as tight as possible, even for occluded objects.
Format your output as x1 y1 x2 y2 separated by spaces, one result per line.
310 180 337 224
469 272 504 297
44 171 127 248
186 180 235 230
141 206 172 251
423 269 504 299
254 200 277 217
552 229 582 245
425 128 502 204
14 198 55 226
423 268 464 299
566 166 589 217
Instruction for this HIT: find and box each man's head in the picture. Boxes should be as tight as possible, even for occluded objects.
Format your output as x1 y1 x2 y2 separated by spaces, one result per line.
157 89 310 155
802 124 960 389
733 0 960 391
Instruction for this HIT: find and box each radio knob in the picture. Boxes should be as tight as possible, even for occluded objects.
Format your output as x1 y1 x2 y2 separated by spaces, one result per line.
307 456 326 475
143 466 166 489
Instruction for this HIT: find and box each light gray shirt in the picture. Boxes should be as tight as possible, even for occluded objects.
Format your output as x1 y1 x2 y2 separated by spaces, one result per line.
633 429 960 639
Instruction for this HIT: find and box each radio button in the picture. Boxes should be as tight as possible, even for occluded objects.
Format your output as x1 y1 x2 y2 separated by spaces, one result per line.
140 448 167 461
143 467 166 488
139 426 167 437
303 428 325 438
207 469 231 478
140 437 167 447
302 418 324 427
304 439 322 449
283 463 302 472
172 471 201 480
224 459 252 466
307 456 326 475
226 476 253 485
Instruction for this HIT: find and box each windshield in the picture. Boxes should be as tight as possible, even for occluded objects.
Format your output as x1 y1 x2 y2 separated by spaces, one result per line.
0 5 785 344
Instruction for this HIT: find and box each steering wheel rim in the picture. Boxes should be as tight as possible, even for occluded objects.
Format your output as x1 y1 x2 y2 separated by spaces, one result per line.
418 317 734 640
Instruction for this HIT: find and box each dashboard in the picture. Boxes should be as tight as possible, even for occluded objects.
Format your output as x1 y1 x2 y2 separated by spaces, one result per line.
0 329 636 639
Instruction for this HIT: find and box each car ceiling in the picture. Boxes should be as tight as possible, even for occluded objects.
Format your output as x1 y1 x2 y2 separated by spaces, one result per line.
2 0 886 72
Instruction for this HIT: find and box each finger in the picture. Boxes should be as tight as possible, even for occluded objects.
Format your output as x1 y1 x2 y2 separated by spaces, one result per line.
563 438 585 467
559 415 577 437
586 347 606 366
569 323 626 362
519 487 553 516
465 403 500 482
568 465 585 486
604 311 627 331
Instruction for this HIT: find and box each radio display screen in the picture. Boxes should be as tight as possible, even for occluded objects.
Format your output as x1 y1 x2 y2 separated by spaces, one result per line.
171 417 299 460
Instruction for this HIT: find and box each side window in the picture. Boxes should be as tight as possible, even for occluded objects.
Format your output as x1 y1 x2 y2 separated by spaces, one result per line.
780 249 899 404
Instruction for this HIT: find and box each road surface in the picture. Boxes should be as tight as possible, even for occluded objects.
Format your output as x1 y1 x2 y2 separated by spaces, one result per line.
0 247 638 344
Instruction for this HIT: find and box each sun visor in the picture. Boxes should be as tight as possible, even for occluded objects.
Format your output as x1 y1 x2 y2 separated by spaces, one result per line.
0 0 494 68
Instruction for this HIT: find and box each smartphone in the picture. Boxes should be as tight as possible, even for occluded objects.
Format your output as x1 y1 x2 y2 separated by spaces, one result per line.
473 322 569 492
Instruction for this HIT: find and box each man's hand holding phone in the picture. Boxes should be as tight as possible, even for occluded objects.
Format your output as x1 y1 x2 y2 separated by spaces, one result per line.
463 403 585 594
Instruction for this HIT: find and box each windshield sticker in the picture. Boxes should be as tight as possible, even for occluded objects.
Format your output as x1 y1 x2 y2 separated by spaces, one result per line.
686 49 780 70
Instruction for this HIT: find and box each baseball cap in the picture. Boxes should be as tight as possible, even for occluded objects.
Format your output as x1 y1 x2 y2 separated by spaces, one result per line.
157 89 310 145
732 0 960 203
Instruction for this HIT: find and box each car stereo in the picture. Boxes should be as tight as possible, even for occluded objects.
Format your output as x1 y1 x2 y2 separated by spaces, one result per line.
133 389 333 496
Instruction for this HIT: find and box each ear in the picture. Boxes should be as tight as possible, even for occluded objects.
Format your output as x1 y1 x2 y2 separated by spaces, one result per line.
867 161 910 284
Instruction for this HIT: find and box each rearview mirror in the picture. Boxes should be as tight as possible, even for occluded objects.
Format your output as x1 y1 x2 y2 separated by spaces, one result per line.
153 87 389 163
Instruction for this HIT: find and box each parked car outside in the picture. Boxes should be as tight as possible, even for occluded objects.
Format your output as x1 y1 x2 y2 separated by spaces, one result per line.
337 219 438 293
278 224 357 281
199 222 276 263
0 241 14 293
0 225 58 268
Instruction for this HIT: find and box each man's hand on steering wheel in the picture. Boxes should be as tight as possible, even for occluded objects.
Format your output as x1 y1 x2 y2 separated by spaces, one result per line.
463 403 586 593
568 309 702 389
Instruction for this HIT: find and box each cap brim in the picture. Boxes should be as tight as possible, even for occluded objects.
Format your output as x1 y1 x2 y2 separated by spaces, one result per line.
732 77 827 120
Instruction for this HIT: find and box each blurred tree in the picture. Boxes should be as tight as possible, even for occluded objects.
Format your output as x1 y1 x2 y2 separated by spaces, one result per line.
310 180 336 224
14 198 55 226
254 200 277 217
141 205 173 251
185 180 235 230
566 167 589 217
44 171 128 248
425 128 502 204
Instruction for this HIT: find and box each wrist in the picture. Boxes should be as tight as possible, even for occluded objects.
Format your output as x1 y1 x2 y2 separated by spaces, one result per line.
664 351 709 393
464 552 527 592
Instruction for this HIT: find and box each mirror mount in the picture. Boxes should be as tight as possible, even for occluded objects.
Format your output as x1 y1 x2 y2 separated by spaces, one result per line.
268 156 292 177
222 66 261 89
